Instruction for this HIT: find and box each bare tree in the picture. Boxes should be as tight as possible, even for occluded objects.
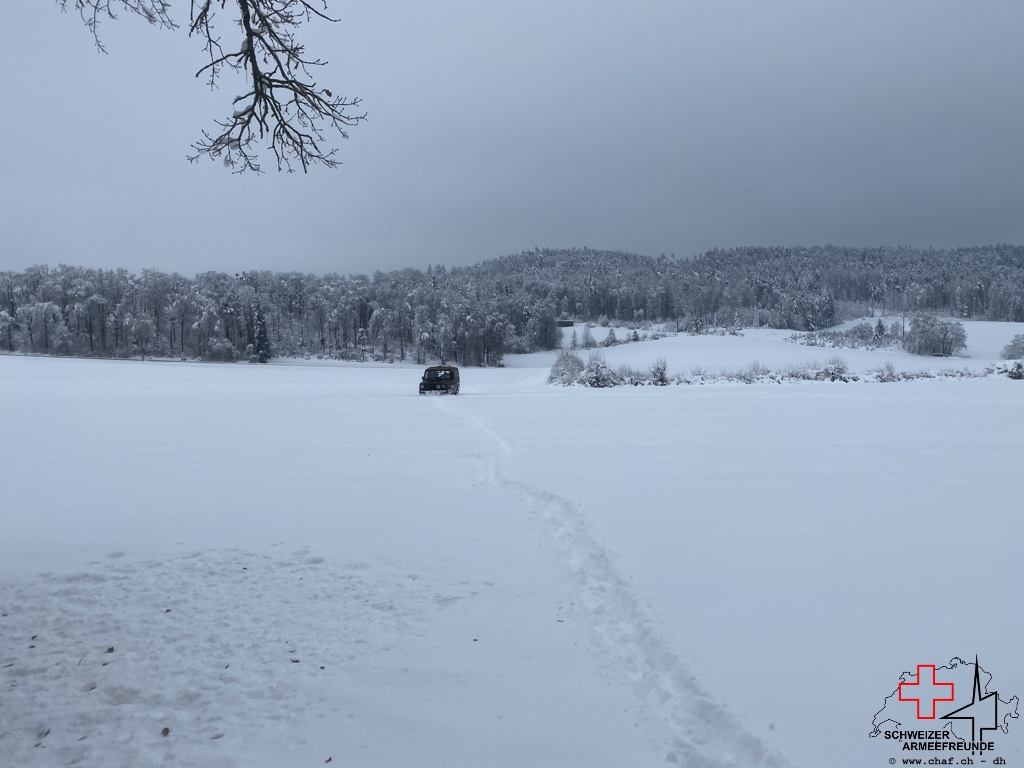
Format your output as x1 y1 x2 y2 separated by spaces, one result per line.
59 0 365 173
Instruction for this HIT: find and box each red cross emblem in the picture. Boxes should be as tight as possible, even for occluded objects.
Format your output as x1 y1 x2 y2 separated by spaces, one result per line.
898 664 955 719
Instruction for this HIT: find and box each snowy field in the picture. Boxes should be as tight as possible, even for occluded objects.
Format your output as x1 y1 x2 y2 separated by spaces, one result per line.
513 318 1024 374
2 324 1023 768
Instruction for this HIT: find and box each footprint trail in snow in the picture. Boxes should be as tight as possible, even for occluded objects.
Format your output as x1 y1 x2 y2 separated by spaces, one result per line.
437 396 790 768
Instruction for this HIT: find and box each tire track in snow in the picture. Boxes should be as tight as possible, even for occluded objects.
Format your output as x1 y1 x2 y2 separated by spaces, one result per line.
436 397 789 768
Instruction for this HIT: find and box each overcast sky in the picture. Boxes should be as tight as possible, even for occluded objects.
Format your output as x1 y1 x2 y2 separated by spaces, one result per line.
1 1 1022 276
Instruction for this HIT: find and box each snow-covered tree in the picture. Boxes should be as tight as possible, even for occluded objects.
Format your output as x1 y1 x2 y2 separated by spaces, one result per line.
580 323 596 349
0 310 13 352
903 315 968 357
1001 334 1024 360
649 357 669 385
1 244 1022 364
254 302 271 363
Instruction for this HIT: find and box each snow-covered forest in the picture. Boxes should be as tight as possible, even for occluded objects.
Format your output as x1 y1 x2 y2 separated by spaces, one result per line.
2 245 1023 364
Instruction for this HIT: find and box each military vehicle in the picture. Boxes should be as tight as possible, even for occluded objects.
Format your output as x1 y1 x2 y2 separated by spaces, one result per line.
419 365 460 395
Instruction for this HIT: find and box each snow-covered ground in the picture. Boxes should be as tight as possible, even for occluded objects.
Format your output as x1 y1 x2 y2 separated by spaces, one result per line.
2 323 1022 768
514 319 1024 374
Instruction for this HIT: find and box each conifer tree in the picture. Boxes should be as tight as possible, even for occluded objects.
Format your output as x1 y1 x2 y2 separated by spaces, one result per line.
254 302 271 363
581 323 596 349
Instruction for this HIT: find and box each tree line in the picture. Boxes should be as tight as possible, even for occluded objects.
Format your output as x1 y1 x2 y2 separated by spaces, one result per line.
2 244 1022 364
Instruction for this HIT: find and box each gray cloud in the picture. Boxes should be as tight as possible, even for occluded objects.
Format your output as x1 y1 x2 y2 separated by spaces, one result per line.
1 1 1022 275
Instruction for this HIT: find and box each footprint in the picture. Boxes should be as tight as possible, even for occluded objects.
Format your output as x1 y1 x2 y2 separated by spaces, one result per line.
104 687 140 705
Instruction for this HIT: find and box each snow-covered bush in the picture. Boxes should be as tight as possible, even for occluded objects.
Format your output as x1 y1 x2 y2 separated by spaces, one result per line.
580 324 597 349
871 361 899 382
617 366 646 386
601 327 617 347
597 314 610 327
844 322 875 345
547 349 585 385
745 364 770 382
822 356 849 381
782 361 816 380
581 352 621 388
1001 334 1024 360
788 321 897 351
549 350 658 387
204 337 237 362
649 357 669 386
549 352 1018 388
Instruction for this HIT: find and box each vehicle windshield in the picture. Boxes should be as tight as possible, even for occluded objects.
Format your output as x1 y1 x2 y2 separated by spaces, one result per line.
425 370 452 380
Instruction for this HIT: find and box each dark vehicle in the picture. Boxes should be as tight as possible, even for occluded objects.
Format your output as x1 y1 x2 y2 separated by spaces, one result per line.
419 365 460 395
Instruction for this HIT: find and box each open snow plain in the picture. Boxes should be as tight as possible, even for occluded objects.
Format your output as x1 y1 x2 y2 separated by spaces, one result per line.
2 325 1022 768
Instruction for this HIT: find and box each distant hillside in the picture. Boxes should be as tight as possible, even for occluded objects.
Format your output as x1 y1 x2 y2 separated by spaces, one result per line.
2 245 1023 364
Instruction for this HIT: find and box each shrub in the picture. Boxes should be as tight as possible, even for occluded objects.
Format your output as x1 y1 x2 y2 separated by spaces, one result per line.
747 359 770 377
820 356 850 381
824 356 847 373
618 365 645 386
1008 362 1024 380
784 360 818 380
789 321 896 351
581 351 621 388
650 357 669 385
845 322 875 345
204 338 237 362
548 348 584 385
602 327 617 347
872 361 899 382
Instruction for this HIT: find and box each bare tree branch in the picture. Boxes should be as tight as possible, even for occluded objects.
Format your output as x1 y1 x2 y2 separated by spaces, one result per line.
59 0 364 173
59 1 176 52
186 0 364 173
